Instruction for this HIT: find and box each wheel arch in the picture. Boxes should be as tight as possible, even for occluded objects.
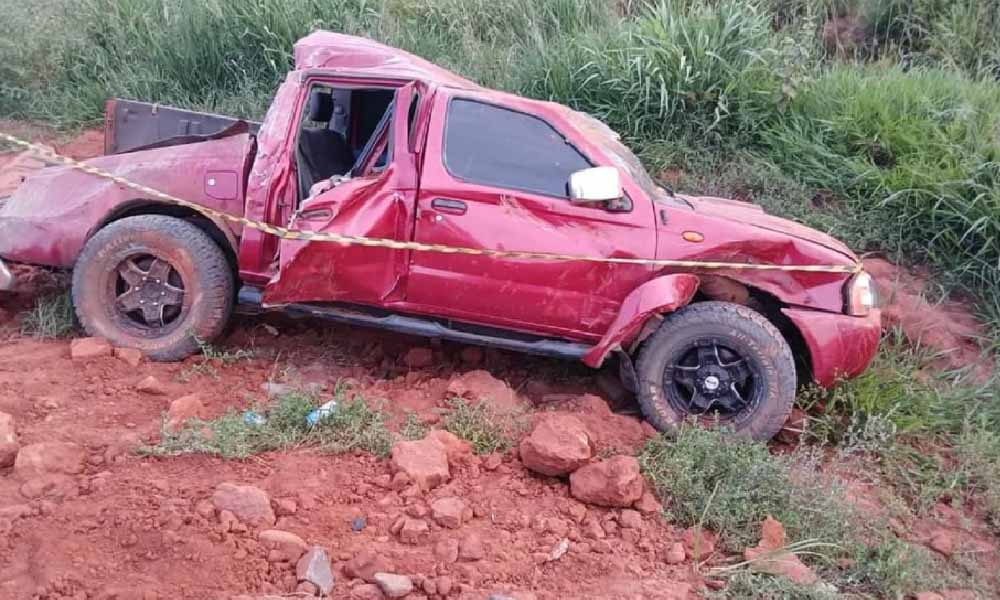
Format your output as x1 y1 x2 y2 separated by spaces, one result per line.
90 199 240 276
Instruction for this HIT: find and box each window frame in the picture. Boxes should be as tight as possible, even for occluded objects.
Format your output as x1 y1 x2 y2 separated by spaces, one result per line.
441 97 596 201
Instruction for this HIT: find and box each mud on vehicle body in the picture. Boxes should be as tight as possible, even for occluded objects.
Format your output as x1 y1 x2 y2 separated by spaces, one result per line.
0 32 881 440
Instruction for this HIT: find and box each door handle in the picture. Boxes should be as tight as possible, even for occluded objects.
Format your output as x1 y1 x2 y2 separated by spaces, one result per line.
431 198 467 215
297 208 333 221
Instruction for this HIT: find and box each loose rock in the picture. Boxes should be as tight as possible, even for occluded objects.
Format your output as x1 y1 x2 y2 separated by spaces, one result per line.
14 442 86 476
165 393 207 432
296 546 334 595
569 456 644 508
351 584 386 600
665 542 686 564
446 370 524 412
390 436 450 490
744 516 817 585
619 509 643 530
114 347 143 367
398 518 429 544
519 414 593 477
70 337 112 360
373 573 413 598
0 411 18 468
458 531 484 561
633 490 663 515
211 483 276 527
259 529 308 562
136 376 167 396
434 538 460 563
344 549 393 583
430 496 469 529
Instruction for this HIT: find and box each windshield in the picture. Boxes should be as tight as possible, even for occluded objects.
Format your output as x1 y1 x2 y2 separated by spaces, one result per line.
562 109 687 208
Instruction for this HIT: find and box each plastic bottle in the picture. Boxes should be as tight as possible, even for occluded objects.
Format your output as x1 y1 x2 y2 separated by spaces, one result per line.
306 400 338 426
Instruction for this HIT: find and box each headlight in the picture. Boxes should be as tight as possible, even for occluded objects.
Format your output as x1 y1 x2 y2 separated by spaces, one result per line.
845 271 879 316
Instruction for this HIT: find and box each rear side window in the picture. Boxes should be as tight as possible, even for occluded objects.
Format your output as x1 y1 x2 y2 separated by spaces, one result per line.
444 99 592 198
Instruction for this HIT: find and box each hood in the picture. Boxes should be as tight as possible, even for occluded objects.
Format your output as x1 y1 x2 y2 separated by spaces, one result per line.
679 194 857 261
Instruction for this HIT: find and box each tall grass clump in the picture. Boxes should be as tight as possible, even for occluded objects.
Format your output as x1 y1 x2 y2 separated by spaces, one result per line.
763 65 1000 320
526 0 803 149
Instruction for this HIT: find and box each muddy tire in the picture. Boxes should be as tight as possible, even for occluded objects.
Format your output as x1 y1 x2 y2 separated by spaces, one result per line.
635 301 795 441
72 215 234 361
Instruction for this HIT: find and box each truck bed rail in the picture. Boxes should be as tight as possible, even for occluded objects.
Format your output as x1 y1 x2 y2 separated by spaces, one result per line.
104 99 261 155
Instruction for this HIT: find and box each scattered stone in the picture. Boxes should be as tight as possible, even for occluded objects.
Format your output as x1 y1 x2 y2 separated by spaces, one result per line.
446 370 523 412
569 456 644 508
259 529 308 562
136 376 167 396
373 573 413 598
619 509 643 530
296 546 334 595
114 347 143 367
14 442 86 476
274 498 298 517
458 531 484 561
296 581 319 596
665 542 686 564
211 482 276 527
434 538 460 563
399 518 429 544
436 576 453 596
351 584 386 600
70 337 112 360
0 411 18 468
633 490 663 515
519 414 593 477
682 528 717 561
165 393 207 432
430 496 469 529
744 516 817 585
403 347 434 369
547 538 569 562
344 549 393 583
424 430 473 464
483 453 503 471
20 474 78 499
390 436 450 490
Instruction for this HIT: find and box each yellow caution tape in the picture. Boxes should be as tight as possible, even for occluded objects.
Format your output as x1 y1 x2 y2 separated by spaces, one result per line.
0 131 861 274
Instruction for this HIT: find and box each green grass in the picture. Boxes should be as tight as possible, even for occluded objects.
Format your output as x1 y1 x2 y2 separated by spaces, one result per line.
19 292 77 338
441 397 525 455
142 387 393 459
640 425 960 598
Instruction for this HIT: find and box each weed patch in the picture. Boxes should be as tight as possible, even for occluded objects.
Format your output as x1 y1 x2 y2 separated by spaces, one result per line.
142 387 392 459
19 292 76 338
441 397 525 455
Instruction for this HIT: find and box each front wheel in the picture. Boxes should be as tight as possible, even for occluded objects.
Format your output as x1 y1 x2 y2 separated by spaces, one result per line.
635 301 796 441
72 215 234 361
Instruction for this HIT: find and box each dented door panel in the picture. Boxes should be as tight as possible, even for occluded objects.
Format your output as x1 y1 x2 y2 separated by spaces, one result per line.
405 90 658 340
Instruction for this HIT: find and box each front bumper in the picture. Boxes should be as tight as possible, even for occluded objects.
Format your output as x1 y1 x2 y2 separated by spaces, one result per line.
0 258 14 291
782 308 882 388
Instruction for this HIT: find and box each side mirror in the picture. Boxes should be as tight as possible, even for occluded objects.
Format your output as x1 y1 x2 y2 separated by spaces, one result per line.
569 167 623 204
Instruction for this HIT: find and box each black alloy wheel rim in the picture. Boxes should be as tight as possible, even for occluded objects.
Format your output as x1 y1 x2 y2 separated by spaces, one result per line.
112 254 186 330
664 338 762 421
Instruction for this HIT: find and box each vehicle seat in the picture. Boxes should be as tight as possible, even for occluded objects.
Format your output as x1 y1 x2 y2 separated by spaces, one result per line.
298 90 355 194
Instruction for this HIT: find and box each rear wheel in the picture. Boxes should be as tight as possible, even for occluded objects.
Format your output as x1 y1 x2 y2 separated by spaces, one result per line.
72 215 234 361
635 301 795 440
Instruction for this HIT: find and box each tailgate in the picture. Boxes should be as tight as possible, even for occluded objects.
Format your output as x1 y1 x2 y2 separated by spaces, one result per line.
105 99 262 155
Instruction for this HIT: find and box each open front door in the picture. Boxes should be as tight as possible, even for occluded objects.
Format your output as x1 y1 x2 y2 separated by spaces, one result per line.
262 82 418 306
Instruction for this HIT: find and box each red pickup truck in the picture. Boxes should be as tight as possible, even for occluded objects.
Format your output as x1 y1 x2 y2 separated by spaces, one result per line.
0 32 880 439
